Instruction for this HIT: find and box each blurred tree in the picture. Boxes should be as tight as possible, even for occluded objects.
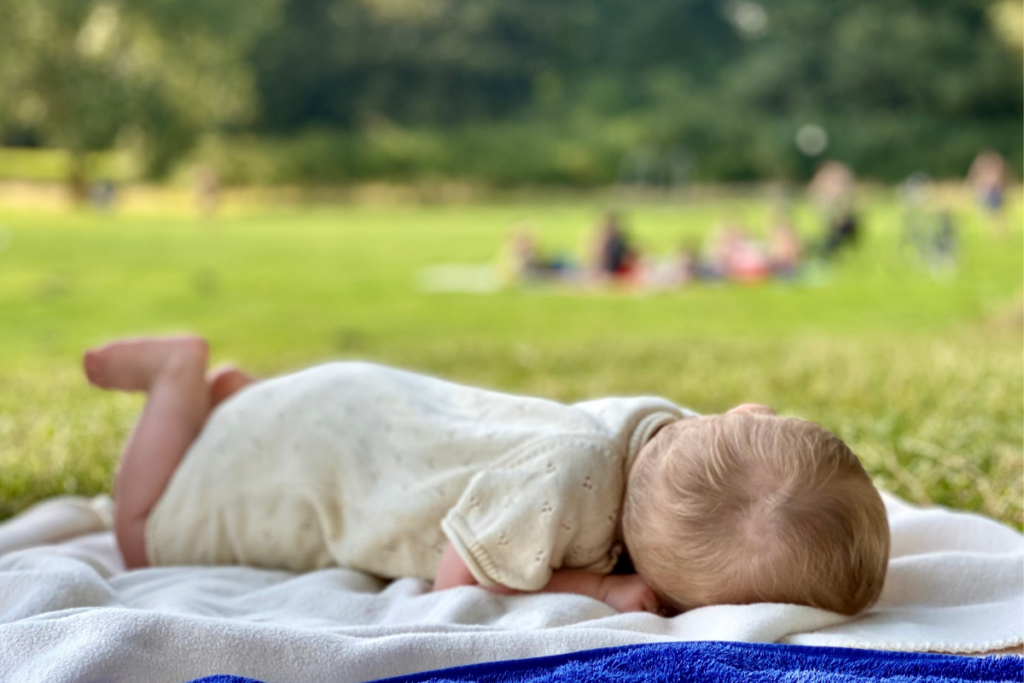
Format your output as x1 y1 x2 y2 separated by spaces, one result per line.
248 0 744 130
249 0 564 129
0 0 279 196
3 0 1019 184
713 0 1024 178
241 0 1020 182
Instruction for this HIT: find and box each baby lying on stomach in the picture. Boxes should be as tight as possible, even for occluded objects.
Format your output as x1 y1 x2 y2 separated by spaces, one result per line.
84 336 889 616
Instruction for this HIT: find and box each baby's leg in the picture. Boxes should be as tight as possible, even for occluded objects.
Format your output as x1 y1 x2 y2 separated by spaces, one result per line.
207 364 257 411
84 336 210 568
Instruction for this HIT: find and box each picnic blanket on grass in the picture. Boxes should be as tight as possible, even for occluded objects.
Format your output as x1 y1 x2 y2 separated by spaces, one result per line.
192 642 1024 683
0 492 1020 683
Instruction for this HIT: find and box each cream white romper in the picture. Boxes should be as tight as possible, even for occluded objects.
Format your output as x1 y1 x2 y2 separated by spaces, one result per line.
145 362 691 590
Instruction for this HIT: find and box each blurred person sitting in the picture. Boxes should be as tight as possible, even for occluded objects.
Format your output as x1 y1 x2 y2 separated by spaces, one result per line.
501 225 574 284
900 177 958 274
703 222 741 279
906 215 958 274
642 240 701 289
929 211 958 272
588 212 639 282
820 212 859 257
809 161 855 210
810 161 859 258
967 149 1008 236
706 222 771 283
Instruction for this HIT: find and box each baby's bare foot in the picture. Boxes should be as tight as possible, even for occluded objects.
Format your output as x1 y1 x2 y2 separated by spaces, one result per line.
84 336 208 391
207 365 257 409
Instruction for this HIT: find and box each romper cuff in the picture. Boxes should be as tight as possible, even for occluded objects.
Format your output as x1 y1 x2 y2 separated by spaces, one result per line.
441 512 502 589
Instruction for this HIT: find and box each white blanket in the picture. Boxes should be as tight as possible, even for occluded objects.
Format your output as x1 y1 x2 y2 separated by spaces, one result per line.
0 493 1020 683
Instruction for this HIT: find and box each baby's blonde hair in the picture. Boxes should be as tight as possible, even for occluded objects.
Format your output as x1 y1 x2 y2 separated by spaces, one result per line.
622 413 889 615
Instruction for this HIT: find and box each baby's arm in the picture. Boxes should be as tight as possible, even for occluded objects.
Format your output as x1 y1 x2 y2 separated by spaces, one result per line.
542 571 660 613
433 544 659 613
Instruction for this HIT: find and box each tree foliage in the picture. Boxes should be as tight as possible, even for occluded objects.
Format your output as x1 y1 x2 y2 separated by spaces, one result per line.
245 0 1022 181
0 0 279 180
0 0 1020 183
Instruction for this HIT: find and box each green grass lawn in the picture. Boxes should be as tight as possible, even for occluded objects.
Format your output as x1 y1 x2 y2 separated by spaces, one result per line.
0 195 1020 528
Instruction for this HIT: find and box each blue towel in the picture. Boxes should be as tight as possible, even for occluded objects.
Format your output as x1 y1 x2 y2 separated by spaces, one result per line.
189 641 1023 683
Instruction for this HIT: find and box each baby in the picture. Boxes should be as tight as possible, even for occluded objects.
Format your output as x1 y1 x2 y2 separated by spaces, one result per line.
84 336 889 615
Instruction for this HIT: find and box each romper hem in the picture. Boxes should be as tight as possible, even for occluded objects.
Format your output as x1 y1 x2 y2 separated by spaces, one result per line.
441 513 503 589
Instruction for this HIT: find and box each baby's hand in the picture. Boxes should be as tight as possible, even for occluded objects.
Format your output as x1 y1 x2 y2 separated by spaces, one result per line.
433 543 477 591
599 574 661 614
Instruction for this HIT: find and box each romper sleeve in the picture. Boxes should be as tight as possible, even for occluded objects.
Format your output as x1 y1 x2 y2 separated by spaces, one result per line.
440 435 624 592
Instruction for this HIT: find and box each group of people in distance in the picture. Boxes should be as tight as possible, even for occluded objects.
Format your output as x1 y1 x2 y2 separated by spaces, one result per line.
503 159 869 289
504 149 1013 290
503 211 813 290
898 148 1013 274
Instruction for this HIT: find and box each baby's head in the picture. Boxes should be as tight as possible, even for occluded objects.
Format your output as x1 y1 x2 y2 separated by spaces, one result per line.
622 408 889 615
